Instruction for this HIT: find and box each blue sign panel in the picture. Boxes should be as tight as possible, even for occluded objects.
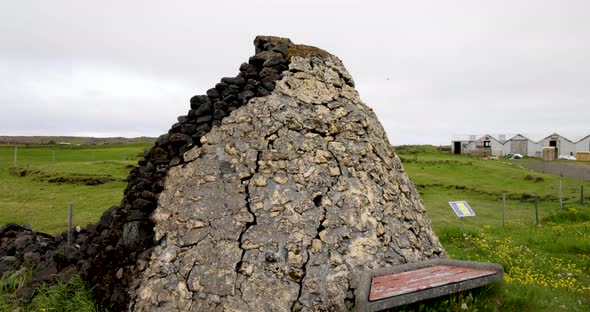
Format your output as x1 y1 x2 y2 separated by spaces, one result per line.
448 201 476 217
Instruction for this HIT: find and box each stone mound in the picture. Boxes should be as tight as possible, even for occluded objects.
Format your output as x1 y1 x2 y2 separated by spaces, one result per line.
0 36 445 311
130 37 445 311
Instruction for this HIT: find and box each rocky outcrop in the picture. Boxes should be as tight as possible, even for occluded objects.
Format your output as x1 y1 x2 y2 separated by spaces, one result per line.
85 36 295 310
0 36 445 311
129 39 445 311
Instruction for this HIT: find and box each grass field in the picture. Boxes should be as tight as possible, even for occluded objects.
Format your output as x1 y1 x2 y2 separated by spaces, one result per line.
0 143 152 233
396 145 590 311
1 143 589 311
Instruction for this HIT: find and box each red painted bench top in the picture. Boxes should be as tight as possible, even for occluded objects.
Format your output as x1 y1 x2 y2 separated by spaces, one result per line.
355 259 504 312
369 264 498 301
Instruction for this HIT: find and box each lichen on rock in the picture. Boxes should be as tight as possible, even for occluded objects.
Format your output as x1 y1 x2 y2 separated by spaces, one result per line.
129 37 445 311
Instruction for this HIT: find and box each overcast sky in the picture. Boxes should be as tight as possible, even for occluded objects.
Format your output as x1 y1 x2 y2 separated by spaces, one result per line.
1 1 588 145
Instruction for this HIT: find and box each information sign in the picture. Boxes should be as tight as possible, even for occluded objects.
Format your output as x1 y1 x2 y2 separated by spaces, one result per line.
448 201 475 217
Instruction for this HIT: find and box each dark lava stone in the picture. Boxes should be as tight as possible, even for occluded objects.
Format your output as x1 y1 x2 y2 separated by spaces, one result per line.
263 54 286 67
239 62 257 74
168 133 192 146
259 67 279 78
244 84 255 92
169 157 182 167
215 82 229 91
227 100 240 109
238 91 255 104
213 101 229 111
149 147 168 161
0 223 23 236
169 122 181 133
155 134 170 147
213 109 228 120
189 95 210 110
194 123 212 137
262 81 276 91
196 115 213 124
180 123 197 135
256 86 271 97
221 76 246 87
193 100 212 117
249 51 284 68
132 198 155 211
222 94 237 103
261 74 282 84
206 88 220 98
222 85 241 98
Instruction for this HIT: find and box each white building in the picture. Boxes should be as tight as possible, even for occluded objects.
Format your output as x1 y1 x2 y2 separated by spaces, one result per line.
451 133 588 158
505 134 537 157
537 133 576 157
451 135 477 155
575 135 590 153
463 134 505 157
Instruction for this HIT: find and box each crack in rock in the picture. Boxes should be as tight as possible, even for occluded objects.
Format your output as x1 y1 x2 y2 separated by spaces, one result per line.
235 151 261 275
127 36 446 312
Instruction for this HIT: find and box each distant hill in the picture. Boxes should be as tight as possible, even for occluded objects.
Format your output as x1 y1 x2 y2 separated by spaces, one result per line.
0 136 156 145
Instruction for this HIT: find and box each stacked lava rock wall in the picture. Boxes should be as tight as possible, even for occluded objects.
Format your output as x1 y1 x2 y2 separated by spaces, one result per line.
85 36 297 310
129 39 446 311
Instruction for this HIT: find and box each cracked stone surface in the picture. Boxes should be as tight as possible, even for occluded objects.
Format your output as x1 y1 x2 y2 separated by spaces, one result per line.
129 45 445 311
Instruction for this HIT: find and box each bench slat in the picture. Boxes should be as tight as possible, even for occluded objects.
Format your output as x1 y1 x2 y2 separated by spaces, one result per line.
355 259 504 312
372 265 451 284
370 265 498 301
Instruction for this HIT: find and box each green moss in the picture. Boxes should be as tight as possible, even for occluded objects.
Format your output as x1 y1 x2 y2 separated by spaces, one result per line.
285 44 331 60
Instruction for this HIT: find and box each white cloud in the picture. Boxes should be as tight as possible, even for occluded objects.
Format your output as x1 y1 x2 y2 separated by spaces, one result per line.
0 0 589 145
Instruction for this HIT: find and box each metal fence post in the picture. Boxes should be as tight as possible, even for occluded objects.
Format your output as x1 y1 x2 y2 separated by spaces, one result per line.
582 185 585 206
68 203 73 246
502 193 506 226
559 178 563 210
534 196 539 225
13 144 17 167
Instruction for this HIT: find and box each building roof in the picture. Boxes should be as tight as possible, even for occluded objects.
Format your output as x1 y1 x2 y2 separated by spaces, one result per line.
455 133 589 144
538 133 575 144
506 134 533 141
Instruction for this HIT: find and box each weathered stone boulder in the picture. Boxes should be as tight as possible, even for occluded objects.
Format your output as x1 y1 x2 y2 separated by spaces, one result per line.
129 37 445 311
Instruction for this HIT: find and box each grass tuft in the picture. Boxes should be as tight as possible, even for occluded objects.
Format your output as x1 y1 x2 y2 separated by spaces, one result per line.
0 270 103 312
29 276 102 312
0 269 32 311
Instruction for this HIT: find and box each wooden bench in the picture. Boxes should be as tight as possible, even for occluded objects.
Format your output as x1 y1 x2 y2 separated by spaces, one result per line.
355 259 503 311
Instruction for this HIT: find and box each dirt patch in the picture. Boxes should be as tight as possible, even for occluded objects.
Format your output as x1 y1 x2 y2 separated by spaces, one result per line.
10 166 116 186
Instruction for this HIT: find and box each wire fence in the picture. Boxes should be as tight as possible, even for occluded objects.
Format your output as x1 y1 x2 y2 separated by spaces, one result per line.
428 177 590 228
0 144 142 170
3 144 589 228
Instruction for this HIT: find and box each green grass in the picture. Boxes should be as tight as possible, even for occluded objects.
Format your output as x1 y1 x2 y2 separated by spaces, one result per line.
0 143 151 233
2 143 590 310
397 145 590 311
0 269 32 311
29 276 102 312
0 270 102 312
